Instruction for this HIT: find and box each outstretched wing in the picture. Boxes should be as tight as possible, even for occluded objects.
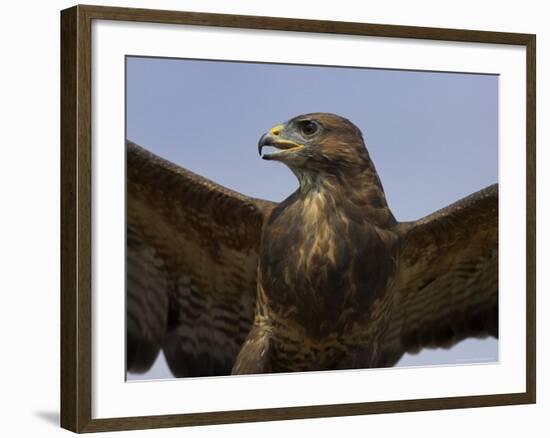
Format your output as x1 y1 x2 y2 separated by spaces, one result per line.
380 184 498 365
127 141 274 377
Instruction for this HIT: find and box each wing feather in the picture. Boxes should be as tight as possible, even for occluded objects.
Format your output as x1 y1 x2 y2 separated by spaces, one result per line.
380 184 498 364
126 140 274 377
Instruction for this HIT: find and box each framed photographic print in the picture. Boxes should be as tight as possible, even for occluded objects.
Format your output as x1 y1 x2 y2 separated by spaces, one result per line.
60 4 536 433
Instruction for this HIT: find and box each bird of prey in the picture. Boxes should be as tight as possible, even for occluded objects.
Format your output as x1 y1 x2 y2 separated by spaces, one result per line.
126 112 498 377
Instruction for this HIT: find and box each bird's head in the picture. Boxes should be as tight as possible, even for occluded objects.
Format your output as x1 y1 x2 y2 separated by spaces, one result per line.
258 113 371 176
259 113 393 223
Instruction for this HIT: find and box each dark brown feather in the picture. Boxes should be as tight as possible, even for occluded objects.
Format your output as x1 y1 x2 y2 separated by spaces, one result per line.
379 184 498 365
126 140 274 376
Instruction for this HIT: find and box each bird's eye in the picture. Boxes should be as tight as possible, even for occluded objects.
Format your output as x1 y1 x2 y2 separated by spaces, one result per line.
300 120 319 137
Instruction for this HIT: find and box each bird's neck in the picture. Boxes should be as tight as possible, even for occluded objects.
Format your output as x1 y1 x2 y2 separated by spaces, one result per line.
292 166 396 228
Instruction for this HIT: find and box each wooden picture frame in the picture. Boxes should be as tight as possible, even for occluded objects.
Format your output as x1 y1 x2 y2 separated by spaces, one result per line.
60 4 536 433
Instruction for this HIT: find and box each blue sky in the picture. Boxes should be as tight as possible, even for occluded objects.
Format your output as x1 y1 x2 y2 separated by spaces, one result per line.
126 56 498 380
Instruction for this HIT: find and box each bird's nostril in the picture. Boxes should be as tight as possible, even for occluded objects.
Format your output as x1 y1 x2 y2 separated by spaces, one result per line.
270 124 283 136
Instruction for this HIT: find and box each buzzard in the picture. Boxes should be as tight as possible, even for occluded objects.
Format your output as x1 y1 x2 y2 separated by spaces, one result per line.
127 112 498 377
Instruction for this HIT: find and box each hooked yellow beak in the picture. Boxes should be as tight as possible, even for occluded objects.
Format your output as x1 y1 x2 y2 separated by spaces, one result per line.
258 124 304 159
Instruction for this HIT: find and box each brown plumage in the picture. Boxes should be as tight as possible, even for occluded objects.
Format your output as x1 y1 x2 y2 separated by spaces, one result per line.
127 112 498 377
